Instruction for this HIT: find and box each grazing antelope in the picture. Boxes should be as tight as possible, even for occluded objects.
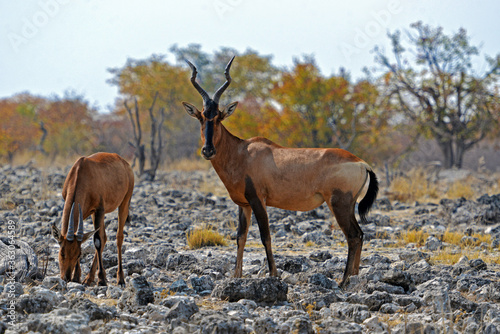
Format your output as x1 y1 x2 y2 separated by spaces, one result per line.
51 152 134 286
182 57 379 288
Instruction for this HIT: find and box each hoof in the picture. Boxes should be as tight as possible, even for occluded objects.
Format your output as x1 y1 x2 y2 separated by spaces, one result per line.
339 277 350 290
82 278 93 286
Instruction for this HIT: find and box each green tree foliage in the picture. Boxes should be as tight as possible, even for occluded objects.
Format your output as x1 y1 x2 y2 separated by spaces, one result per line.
375 21 500 168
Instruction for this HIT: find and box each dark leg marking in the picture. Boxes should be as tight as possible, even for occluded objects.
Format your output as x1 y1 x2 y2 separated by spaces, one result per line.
329 189 363 288
244 176 278 276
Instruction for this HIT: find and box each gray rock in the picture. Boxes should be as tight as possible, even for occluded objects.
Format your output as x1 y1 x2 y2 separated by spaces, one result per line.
379 302 400 314
147 245 177 267
279 314 314 333
105 285 122 299
319 318 364 333
308 273 337 290
119 275 154 308
329 302 371 323
381 268 415 292
469 258 487 271
424 235 442 251
212 277 288 302
19 308 91 334
66 282 85 292
309 250 332 262
0 237 38 280
423 288 450 313
190 274 215 293
298 290 344 310
275 255 310 274
42 276 66 291
253 316 279 333
191 311 250 334
2 282 24 298
165 299 199 321
347 291 393 312
166 253 198 271
69 298 116 321
126 259 146 274
16 287 62 314
170 279 190 293
366 281 405 295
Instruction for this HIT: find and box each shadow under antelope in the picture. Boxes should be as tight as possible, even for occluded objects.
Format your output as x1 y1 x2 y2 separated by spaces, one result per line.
182 57 379 288
52 152 134 286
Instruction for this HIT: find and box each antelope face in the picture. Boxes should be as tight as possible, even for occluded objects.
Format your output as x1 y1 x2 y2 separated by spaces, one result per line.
183 100 238 160
182 56 238 160
51 203 96 282
57 239 82 282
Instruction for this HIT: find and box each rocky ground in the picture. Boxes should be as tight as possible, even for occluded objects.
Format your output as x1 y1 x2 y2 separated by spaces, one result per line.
1 163 500 333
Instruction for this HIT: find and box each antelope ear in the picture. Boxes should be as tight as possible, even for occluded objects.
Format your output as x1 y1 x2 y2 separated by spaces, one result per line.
51 223 64 245
82 228 99 243
220 101 238 120
182 102 202 120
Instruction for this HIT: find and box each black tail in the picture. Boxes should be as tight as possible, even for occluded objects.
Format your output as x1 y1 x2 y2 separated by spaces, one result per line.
358 170 379 224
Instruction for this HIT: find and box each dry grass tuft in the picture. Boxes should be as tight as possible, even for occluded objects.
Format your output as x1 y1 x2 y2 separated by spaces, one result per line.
186 226 228 249
441 230 491 247
445 178 476 199
305 241 317 247
398 230 429 247
388 168 499 203
429 250 464 265
389 168 439 203
441 230 463 246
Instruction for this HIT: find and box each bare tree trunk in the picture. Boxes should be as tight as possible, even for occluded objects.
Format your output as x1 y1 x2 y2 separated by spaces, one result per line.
124 98 145 176
37 121 48 156
147 92 166 181
125 92 166 181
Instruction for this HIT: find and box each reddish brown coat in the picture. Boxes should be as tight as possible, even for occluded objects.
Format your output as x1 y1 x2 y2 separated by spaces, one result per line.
52 152 134 286
183 57 378 288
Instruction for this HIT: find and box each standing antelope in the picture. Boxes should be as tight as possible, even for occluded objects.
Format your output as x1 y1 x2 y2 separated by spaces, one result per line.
51 152 134 286
182 57 378 288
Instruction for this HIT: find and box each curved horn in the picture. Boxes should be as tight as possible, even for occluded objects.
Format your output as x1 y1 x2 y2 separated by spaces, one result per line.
76 204 84 242
213 56 235 104
186 60 210 103
66 202 75 241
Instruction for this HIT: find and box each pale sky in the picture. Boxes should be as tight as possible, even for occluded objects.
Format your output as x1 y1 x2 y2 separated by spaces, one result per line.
1 0 499 112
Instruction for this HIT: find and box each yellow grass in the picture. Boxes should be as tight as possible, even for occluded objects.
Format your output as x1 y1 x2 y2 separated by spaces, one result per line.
186 226 228 249
389 168 439 203
429 248 500 266
429 250 463 265
155 288 176 300
441 230 463 245
388 168 499 203
441 230 491 247
445 179 476 199
398 230 429 247
305 241 318 247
